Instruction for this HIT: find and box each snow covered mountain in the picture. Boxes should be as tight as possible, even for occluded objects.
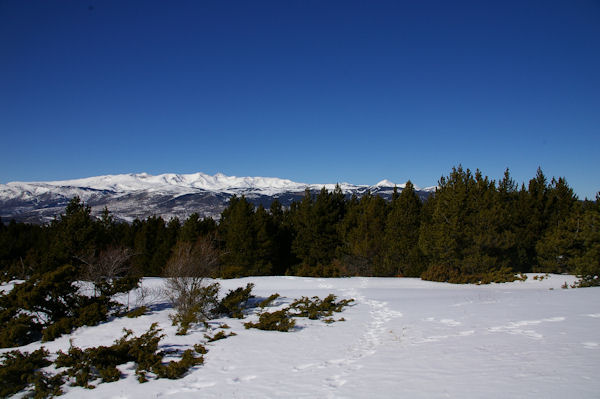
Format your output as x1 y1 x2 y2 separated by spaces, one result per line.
0 172 435 223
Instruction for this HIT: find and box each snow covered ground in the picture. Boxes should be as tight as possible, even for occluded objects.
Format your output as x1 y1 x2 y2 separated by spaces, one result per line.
2 274 599 398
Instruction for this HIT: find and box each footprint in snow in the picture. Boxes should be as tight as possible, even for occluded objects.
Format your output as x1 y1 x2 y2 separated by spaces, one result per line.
488 317 565 339
424 317 462 326
228 375 257 384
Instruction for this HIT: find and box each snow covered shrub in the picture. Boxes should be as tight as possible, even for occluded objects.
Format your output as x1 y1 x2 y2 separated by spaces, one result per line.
0 347 58 398
289 294 354 320
244 309 296 332
205 330 236 342
55 323 203 389
194 343 208 354
126 306 148 318
421 264 520 284
214 283 255 318
258 293 280 308
0 264 130 347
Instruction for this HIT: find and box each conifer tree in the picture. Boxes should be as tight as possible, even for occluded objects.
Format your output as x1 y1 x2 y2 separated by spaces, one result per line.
339 191 387 276
419 167 516 282
268 199 294 275
291 186 345 275
383 182 423 277
218 195 258 277
252 205 275 276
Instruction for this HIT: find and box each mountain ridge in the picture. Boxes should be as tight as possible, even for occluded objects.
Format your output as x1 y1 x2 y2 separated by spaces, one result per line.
0 172 436 224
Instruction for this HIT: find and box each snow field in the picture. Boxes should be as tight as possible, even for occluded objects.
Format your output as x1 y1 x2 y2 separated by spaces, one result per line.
2 274 599 398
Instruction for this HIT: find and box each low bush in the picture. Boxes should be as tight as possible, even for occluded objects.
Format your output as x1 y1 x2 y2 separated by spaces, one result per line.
0 347 56 398
204 330 236 342
215 283 255 319
289 294 354 320
55 323 203 389
421 264 522 284
258 293 280 308
0 265 137 347
126 306 148 318
168 282 220 335
244 309 296 332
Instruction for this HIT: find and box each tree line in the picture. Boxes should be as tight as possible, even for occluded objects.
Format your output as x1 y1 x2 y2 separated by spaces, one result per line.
1 166 598 285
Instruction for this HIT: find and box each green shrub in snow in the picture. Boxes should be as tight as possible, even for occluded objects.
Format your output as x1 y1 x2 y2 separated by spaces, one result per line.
215 283 255 319
244 309 296 332
0 347 60 398
289 294 354 320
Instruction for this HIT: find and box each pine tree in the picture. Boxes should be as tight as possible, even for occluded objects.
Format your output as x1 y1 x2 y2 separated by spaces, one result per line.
252 205 275 276
383 181 423 277
339 191 387 276
218 196 258 277
268 199 294 275
419 167 516 282
291 186 345 275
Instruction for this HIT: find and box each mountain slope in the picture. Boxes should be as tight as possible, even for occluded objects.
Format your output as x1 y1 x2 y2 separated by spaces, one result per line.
0 172 435 223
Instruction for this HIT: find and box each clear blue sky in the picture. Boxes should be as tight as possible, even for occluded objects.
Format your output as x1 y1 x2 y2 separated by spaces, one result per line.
1 0 599 199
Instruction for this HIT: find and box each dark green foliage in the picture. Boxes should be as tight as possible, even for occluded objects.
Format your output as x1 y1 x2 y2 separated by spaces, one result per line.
126 306 148 318
215 283 255 319
338 192 387 276
178 213 217 244
418 167 554 283
245 293 353 331
421 264 520 284
0 264 129 347
289 294 354 320
218 196 264 277
194 343 208 354
156 349 203 379
0 348 54 398
258 293 280 308
291 187 346 274
538 198 600 287
55 323 203 389
244 309 296 332
383 182 424 277
0 313 41 348
168 282 220 335
204 330 235 342
30 370 65 398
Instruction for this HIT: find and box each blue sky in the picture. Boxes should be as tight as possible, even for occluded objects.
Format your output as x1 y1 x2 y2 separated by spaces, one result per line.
1 0 599 199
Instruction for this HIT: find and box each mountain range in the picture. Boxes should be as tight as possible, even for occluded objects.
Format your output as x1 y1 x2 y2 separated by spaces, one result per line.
0 172 436 224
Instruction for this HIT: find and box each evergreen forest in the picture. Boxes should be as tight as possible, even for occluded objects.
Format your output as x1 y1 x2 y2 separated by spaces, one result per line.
1 166 599 286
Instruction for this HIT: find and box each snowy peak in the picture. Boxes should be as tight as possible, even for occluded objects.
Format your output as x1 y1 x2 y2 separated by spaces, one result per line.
0 172 435 223
3 172 307 196
2 172 424 196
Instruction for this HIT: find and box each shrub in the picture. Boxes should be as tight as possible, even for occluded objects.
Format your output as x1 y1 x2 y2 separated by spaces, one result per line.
168 282 220 335
194 343 208 354
163 239 221 335
155 349 203 380
215 283 255 319
0 313 42 348
204 330 236 342
0 348 53 397
421 264 521 284
289 294 354 320
244 309 296 332
55 323 203 389
258 293 280 308
0 264 132 347
126 306 148 318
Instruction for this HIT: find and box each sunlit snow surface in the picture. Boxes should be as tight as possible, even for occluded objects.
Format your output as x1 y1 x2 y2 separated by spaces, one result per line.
2 274 599 398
